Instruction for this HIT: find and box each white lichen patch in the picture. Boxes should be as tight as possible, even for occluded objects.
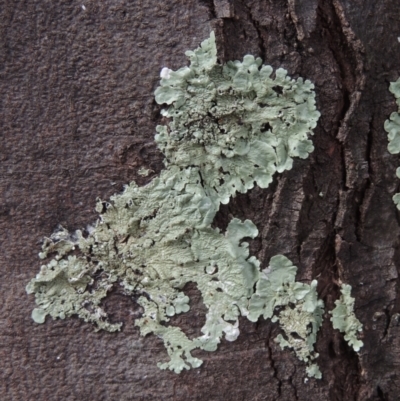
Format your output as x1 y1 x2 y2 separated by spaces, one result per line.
26 32 346 378
330 284 363 352
385 77 400 209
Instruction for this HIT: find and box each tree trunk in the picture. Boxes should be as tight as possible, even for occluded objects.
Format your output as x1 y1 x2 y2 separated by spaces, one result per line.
1 0 400 400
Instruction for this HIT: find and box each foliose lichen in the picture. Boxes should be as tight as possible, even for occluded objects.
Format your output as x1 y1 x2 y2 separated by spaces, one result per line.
248 255 324 378
27 32 361 378
154 33 320 205
384 78 400 208
330 284 363 352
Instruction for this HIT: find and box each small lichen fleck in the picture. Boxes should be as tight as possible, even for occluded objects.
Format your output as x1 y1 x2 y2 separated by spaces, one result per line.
330 284 363 352
137 167 152 177
26 32 356 378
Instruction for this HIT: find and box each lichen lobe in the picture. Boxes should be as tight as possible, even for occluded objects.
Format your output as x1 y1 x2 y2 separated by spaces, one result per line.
330 284 364 352
385 77 400 209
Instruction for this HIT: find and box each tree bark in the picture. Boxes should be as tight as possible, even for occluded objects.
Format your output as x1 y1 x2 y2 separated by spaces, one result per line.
1 0 400 400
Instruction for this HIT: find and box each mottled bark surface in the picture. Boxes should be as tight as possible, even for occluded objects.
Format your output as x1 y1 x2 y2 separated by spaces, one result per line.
1 0 400 400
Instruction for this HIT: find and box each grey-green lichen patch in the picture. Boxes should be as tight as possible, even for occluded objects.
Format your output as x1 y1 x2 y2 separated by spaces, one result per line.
155 32 320 205
248 255 324 378
27 165 260 373
385 78 400 209
137 167 152 177
26 32 329 378
330 284 363 352
26 253 121 332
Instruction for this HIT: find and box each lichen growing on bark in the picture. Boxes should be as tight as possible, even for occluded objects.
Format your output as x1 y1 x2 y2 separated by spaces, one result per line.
248 255 324 378
330 284 364 352
26 31 360 378
385 78 400 209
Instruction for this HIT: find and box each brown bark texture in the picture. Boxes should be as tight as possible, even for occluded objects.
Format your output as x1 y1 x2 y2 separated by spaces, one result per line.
1 0 400 400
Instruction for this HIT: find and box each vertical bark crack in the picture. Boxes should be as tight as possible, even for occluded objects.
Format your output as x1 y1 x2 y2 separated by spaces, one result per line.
315 0 366 399
240 0 267 58
287 0 305 42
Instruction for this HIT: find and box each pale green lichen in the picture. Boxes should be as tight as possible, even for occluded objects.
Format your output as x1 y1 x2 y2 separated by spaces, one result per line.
155 33 319 205
137 167 152 177
26 32 331 377
248 255 324 378
330 284 363 352
385 78 400 209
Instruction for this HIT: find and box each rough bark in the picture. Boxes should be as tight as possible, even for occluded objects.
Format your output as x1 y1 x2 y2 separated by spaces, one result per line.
1 0 400 400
